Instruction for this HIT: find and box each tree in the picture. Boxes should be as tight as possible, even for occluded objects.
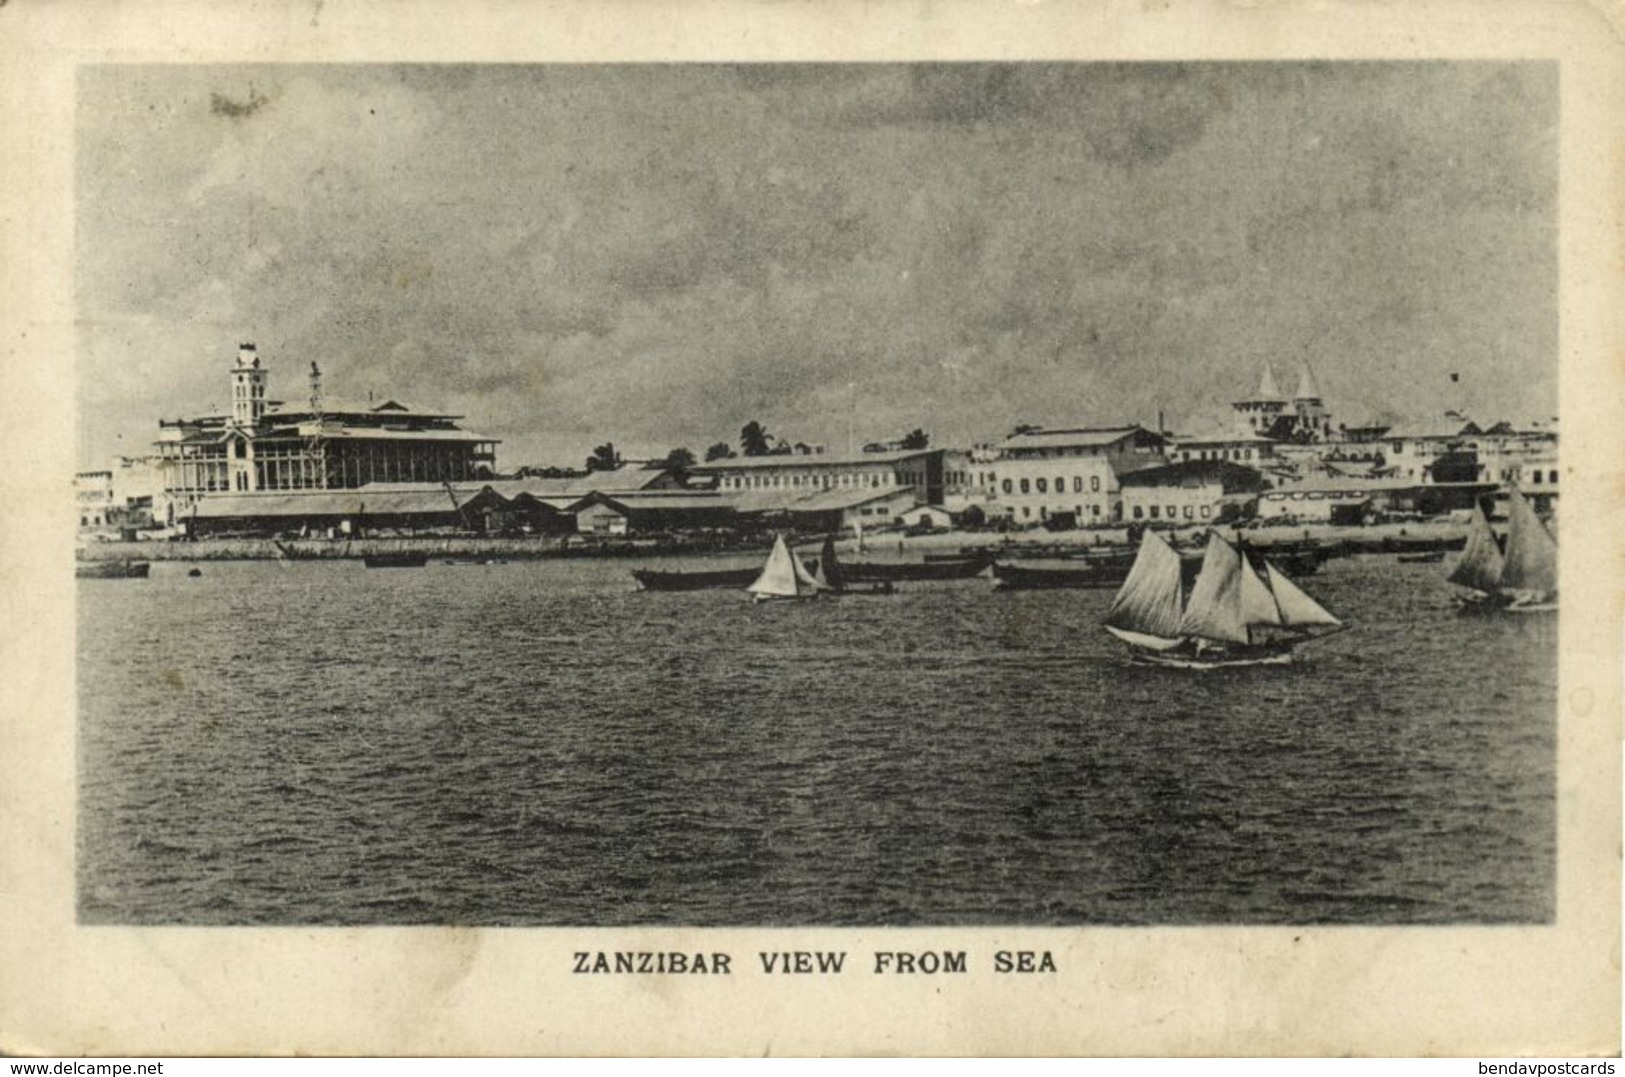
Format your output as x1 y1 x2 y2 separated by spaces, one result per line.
657 447 696 472
585 442 623 472
1010 423 1042 438
740 420 772 457
705 441 736 462
899 428 930 450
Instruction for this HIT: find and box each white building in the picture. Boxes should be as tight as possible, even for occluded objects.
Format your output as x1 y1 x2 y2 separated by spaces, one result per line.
691 448 944 505
987 425 1168 526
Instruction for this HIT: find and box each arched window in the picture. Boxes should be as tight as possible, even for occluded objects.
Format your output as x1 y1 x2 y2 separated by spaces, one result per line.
1036 478 1048 494
1002 479 1013 495
1019 478 1030 494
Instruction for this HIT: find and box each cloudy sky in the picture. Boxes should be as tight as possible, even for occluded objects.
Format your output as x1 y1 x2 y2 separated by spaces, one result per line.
76 63 1556 468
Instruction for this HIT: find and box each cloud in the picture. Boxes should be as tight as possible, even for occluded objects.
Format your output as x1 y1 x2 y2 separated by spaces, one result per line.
77 63 1556 468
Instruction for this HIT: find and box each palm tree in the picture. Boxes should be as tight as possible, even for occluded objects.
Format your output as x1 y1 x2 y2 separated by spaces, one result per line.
585 442 622 472
740 420 772 457
658 447 696 472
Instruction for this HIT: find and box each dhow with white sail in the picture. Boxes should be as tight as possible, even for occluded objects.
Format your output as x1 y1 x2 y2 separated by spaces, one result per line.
1448 488 1557 612
1104 530 1343 668
747 533 828 603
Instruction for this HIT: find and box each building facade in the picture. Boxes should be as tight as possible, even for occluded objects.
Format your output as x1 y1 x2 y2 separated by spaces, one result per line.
1118 461 1268 525
156 344 499 521
1233 362 1333 442
987 425 1168 526
690 448 945 505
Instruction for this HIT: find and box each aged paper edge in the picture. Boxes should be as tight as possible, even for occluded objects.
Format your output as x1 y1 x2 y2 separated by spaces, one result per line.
0 0 1620 1058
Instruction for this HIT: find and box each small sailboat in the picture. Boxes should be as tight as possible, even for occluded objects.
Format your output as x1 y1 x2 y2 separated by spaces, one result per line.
1103 530 1343 668
747 534 827 603
1449 488 1557 612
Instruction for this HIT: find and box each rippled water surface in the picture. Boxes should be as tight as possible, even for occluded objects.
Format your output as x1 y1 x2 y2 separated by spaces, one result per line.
77 554 1555 924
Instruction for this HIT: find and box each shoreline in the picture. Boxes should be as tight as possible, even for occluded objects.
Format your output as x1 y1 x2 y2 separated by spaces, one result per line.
76 519 1470 563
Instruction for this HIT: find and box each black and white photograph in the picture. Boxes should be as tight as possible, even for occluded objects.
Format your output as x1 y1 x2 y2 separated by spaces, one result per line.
73 60 1561 928
6 0 1621 1059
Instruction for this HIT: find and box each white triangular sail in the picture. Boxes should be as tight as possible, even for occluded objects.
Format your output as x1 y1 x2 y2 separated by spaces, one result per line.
1448 505 1505 595
1104 530 1185 641
1238 551 1284 629
749 534 815 598
1177 533 1251 644
1499 487 1557 596
793 542 828 592
1263 561 1342 629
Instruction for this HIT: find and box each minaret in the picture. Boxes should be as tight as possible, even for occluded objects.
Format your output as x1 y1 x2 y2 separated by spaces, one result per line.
231 343 268 428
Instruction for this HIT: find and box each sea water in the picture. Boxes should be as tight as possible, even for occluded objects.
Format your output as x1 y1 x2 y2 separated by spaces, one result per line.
76 554 1554 925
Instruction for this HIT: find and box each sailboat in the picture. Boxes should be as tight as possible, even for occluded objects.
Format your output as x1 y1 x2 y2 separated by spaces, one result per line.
1103 530 1344 668
1448 488 1557 612
747 534 827 603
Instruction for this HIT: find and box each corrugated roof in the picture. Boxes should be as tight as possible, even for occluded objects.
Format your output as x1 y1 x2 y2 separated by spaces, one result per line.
690 448 938 471
783 487 916 513
192 489 469 518
322 427 495 442
263 398 458 420
997 426 1162 451
1120 461 1266 492
1170 427 1277 446
1386 415 1481 441
1261 478 1412 495
574 492 734 514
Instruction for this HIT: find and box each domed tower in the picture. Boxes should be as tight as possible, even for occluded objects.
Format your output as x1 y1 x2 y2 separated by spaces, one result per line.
1232 363 1288 437
231 343 268 428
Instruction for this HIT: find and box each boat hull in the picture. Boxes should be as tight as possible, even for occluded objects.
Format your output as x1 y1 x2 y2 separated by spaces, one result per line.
1454 589 1558 614
76 560 150 579
992 561 1125 590
844 556 990 582
633 567 760 591
1130 647 1295 669
363 554 429 568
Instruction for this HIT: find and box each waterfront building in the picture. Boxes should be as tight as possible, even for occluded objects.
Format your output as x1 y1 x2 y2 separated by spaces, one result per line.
567 490 736 536
987 425 1168 526
1255 478 1410 524
75 471 115 534
1381 413 1483 483
690 448 945 505
155 344 499 521
774 486 921 534
1117 460 1269 526
187 487 479 538
1167 428 1280 466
